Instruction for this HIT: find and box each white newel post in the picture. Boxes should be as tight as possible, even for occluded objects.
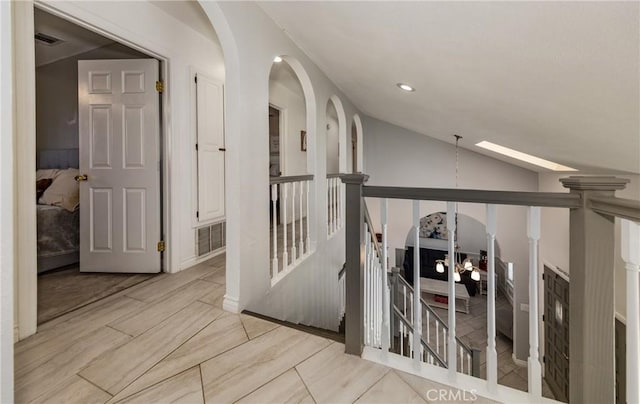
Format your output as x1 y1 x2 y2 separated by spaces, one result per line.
447 202 457 378
271 184 278 275
527 206 542 398
381 198 390 355
412 200 422 367
621 219 640 404
486 204 498 392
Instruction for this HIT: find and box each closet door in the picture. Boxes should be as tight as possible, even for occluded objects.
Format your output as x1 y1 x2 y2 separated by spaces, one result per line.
195 73 225 222
77 59 161 273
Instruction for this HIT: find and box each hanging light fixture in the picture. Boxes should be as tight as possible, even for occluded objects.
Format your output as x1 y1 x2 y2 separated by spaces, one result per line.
433 135 483 283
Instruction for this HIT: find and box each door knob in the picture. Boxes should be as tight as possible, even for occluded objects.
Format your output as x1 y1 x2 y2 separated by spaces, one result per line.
74 174 88 182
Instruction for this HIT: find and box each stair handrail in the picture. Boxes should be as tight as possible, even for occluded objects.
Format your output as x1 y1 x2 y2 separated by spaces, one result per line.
393 305 447 367
363 202 382 260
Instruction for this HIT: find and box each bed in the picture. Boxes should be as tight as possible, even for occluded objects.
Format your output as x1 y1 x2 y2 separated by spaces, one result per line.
37 148 80 273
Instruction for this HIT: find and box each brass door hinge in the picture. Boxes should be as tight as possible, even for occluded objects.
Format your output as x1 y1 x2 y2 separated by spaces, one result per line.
156 81 164 93
157 240 166 252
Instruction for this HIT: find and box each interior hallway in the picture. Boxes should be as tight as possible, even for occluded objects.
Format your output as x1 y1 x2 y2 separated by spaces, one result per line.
15 253 499 404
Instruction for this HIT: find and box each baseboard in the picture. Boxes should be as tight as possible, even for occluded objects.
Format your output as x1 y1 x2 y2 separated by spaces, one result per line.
178 248 226 272
223 295 240 313
512 353 528 367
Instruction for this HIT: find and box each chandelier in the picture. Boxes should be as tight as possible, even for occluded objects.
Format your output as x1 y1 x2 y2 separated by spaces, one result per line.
434 135 481 283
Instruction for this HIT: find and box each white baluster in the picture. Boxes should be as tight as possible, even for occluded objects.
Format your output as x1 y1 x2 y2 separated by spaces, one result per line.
400 322 404 356
467 352 471 376
486 204 498 391
329 178 334 235
282 183 288 269
443 328 447 366
459 345 464 373
413 200 422 367
306 180 311 252
527 207 542 398
327 180 331 236
436 321 440 356
271 184 279 277
364 223 370 345
291 182 297 262
621 219 640 404
426 310 430 344
299 181 304 256
403 284 407 317
447 201 457 378
337 179 342 229
333 178 338 233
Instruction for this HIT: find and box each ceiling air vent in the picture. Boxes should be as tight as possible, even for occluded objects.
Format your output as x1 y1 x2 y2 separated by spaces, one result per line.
34 32 64 46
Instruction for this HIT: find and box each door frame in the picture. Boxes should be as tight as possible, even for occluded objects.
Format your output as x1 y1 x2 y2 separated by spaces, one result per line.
15 1 171 339
268 102 286 176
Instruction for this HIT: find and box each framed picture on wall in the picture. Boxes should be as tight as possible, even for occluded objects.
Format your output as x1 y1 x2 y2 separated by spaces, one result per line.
301 130 307 152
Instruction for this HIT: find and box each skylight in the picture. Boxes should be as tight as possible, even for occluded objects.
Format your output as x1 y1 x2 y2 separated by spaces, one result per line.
475 141 577 171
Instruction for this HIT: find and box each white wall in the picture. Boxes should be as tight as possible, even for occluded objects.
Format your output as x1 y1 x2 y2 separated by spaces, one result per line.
195 2 362 326
269 78 307 175
0 0 15 400
362 116 539 360
36 43 147 151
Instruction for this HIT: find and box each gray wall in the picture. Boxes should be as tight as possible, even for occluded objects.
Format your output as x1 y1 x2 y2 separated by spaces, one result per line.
361 116 539 361
36 43 148 151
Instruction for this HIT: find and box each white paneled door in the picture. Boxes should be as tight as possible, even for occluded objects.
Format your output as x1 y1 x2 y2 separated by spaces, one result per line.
195 73 225 222
78 59 161 273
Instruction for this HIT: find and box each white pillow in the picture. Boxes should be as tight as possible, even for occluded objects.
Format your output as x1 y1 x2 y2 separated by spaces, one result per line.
39 168 80 212
36 169 61 181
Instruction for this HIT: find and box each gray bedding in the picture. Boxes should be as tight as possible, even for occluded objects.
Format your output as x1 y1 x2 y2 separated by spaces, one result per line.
37 204 79 258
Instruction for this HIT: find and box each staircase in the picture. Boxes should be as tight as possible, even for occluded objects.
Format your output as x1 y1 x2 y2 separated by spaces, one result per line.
350 201 480 376
389 269 480 376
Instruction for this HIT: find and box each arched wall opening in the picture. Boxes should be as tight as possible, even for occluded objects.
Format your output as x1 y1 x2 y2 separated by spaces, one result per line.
327 95 347 174
268 57 316 176
326 99 340 174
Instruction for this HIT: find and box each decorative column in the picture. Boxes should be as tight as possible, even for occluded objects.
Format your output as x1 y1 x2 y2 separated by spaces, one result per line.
560 176 629 404
621 219 640 404
343 174 369 355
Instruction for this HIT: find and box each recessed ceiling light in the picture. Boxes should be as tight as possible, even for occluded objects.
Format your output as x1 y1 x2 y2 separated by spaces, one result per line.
397 83 414 92
476 141 577 171
273 56 283 63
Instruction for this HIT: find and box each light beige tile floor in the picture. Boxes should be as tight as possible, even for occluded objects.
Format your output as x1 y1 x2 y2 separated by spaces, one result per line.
16 253 500 404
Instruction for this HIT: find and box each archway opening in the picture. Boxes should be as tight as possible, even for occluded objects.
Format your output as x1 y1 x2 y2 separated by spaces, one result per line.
326 99 340 174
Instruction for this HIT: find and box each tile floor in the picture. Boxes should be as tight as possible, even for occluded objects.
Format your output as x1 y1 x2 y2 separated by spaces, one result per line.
37 265 154 324
15 253 500 404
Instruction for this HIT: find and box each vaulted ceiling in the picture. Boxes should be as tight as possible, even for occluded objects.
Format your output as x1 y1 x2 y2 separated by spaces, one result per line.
259 2 640 174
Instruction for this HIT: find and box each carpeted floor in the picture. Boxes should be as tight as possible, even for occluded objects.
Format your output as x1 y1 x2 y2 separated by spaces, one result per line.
37 265 156 325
